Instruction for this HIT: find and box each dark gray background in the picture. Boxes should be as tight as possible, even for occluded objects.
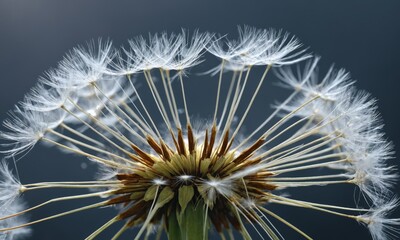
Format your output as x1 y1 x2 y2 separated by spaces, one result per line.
0 0 399 239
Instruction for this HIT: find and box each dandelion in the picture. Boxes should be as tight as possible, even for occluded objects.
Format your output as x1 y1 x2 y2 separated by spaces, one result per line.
0 26 398 239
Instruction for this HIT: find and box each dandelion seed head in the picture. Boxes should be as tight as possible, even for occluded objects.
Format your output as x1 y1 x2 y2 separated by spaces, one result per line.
0 27 397 239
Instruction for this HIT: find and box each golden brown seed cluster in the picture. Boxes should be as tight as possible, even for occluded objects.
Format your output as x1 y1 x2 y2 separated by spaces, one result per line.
107 124 277 232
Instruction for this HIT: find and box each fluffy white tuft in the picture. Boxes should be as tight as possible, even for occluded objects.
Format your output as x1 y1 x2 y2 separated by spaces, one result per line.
123 30 211 72
208 26 311 67
0 107 49 158
0 199 31 240
0 160 22 209
359 198 400 240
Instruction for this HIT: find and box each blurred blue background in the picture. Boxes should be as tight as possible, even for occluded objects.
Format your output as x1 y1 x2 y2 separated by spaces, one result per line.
0 0 399 239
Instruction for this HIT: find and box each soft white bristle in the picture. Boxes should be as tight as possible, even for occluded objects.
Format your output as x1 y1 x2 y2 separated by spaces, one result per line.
0 160 22 210
358 198 400 240
0 199 31 240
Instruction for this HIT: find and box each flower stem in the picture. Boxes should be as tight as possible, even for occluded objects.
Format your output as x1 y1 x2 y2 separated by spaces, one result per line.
168 202 208 240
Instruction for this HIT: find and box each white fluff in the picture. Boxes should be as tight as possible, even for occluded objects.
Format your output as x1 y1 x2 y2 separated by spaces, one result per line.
0 199 31 240
0 160 22 210
208 26 311 67
124 30 211 71
0 107 48 158
359 198 400 240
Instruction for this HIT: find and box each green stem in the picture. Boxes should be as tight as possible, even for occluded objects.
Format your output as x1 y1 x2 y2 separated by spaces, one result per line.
168 210 182 240
168 202 208 240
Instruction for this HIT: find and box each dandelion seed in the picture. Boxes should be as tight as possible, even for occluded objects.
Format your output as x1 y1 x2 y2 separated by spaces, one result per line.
357 198 400 240
0 161 24 209
0 27 398 239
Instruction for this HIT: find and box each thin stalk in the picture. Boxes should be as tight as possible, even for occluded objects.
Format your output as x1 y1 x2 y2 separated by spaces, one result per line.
24 180 120 187
120 102 155 135
178 71 191 126
0 190 112 221
217 71 238 130
272 158 348 175
269 195 360 221
41 137 133 170
62 102 136 157
0 201 107 232
92 83 148 142
127 74 162 138
48 129 132 163
221 69 244 137
258 206 312 240
67 99 136 148
213 59 225 124
166 70 182 129
160 68 179 127
61 123 104 147
85 216 119 240
143 70 172 130
268 153 346 170
229 65 271 144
